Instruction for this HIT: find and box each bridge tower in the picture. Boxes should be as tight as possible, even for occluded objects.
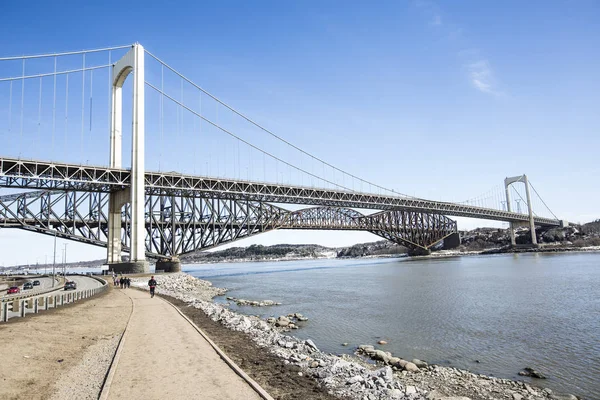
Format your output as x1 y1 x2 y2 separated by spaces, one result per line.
504 174 537 246
107 43 149 273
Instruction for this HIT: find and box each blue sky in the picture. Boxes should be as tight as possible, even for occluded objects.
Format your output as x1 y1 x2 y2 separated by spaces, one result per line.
0 1 598 266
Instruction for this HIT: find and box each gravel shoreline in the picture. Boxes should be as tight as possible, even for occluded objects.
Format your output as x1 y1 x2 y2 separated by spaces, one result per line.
131 273 582 400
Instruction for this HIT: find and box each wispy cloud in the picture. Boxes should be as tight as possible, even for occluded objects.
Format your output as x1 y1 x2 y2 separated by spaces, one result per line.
415 0 443 26
414 1 504 96
467 60 501 95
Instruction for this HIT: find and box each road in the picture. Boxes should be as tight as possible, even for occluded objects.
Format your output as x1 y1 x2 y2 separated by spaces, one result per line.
2 275 104 321
1 276 57 300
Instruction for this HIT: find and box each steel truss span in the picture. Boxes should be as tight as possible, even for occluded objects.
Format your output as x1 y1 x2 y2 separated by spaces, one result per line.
0 190 457 257
0 158 560 226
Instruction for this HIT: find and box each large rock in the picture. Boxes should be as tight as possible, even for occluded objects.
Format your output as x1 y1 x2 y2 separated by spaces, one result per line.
275 316 290 327
550 394 578 400
404 362 420 372
427 389 448 400
411 358 428 368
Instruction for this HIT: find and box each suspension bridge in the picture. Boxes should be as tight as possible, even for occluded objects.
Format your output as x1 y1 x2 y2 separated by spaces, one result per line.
0 43 566 272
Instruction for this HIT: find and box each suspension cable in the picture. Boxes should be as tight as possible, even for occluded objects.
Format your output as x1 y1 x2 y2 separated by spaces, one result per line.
146 81 356 192
0 64 112 83
144 49 410 198
0 44 131 61
528 181 558 220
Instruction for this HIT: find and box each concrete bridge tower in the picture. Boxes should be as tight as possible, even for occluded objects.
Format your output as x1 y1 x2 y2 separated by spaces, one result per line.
107 44 148 273
504 174 537 247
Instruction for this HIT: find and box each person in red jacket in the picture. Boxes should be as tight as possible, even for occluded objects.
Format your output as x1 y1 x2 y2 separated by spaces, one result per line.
148 276 157 298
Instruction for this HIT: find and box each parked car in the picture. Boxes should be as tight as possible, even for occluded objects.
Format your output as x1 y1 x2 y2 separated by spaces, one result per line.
64 281 77 290
6 286 20 294
23 282 33 290
33 280 41 286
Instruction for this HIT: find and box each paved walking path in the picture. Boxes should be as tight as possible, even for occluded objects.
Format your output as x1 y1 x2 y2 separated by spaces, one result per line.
104 289 264 400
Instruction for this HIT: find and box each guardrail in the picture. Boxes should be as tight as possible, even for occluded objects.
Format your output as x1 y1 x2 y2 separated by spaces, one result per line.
0 278 108 322
0 277 65 302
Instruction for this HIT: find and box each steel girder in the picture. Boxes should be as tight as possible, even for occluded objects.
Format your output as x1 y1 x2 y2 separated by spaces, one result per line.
0 191 457 257
285 207 457 250
0 157 560 226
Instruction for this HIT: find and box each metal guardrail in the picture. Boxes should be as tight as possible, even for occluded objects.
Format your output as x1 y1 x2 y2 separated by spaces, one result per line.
0 278 108 322
1 277 65 302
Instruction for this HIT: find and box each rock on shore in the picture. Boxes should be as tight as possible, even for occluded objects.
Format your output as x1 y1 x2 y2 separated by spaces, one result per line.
132 273 580 400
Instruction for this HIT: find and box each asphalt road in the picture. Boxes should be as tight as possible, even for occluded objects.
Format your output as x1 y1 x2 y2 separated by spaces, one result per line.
1 276 57 300
2 275 105 321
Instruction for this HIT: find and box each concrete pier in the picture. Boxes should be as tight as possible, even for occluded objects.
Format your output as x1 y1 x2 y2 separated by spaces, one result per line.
109 261 150 274
156 259 181 273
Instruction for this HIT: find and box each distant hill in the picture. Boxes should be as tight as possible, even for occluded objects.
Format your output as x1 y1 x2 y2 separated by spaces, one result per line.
3 219 598 269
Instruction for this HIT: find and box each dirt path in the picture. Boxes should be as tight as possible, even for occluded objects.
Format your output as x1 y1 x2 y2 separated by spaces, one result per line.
104 288 264 400
161 294 342 400
0 286 131 400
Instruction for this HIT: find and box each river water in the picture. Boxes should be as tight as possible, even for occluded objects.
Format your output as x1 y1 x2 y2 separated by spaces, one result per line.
184 253 600 399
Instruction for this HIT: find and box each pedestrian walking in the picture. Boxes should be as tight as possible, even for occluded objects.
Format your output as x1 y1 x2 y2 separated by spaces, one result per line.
148 276 157 298
126 277 131 288
120 277 124 289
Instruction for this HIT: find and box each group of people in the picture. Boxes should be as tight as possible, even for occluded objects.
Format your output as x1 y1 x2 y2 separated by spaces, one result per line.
109 272 157 298
112 275 131 289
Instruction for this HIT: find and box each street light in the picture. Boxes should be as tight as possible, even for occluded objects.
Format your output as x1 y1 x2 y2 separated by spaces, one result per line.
52 232 57 287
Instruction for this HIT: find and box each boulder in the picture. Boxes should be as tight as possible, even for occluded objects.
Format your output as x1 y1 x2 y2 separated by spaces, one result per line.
304 339 318 351
275 316 290 327
405 386 417 395
378 340 388 345
359 344 375 351
411 358 428 368
427 389 448 400
404 362 420 372
266 317 276 324
550 394 578 400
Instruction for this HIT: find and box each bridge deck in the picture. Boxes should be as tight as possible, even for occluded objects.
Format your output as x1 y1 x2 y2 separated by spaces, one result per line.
0 157 560 226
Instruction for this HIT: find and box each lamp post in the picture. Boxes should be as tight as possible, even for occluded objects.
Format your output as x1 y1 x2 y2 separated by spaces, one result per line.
63 243 68 278
52 232 57 287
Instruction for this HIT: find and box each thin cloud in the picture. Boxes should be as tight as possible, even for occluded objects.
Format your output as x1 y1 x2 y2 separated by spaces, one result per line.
431 14 442 26
468 60 501 96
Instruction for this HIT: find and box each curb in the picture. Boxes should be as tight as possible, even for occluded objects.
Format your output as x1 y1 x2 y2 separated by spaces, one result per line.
98 290 135 400
158 295 275 400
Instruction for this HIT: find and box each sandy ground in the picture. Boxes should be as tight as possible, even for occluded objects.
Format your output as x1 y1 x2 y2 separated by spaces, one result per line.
105 288 263 400
0 286 131 400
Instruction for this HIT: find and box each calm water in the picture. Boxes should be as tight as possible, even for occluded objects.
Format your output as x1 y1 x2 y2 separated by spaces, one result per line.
184 253 600 399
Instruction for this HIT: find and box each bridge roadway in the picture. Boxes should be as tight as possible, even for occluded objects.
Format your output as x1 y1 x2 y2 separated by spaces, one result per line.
0 157 560 226
2 275 103 321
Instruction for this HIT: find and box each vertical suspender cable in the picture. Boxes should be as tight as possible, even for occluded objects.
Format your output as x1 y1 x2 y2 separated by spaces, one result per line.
81 53 85 162
20 59 25 157
37 77 42 157
108 51 111 166
52 57 57 159
159 64 163 171
89 69 93 138
178 78 183 171
8 81 12 138
64 74 69 160
198 91 202 175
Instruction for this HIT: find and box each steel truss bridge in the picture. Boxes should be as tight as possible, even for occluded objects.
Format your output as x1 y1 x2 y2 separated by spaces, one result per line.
0 43 563 271
0 158 560 258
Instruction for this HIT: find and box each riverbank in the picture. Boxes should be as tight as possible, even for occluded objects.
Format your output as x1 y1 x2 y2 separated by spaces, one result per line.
131 273 582 400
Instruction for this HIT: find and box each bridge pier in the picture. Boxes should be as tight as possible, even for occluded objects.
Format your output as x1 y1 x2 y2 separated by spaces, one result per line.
407 247 431 256
155 258 181 273
110 261 149 274
442 232 461 249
